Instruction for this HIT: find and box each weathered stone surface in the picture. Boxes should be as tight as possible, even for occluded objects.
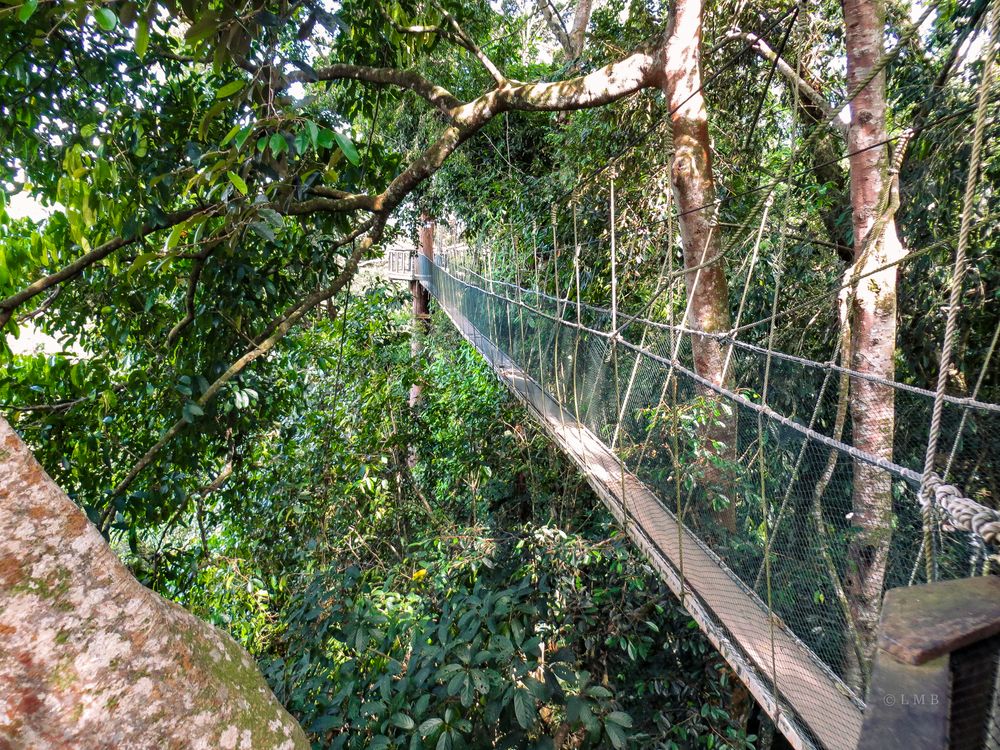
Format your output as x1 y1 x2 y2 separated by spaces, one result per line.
0 418 309 750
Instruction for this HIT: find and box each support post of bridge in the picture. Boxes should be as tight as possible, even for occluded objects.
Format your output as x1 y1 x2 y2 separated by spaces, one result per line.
857 576 1000 750
409 213 434 409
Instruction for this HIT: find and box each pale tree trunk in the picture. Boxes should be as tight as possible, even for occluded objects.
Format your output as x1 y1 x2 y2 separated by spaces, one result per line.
0 418 308 750
536 0 592 59
568 0 593 57
661 0 737 533
842 0 904 688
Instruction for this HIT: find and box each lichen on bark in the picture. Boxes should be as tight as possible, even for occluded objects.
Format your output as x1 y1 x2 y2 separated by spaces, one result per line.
0 417 309 750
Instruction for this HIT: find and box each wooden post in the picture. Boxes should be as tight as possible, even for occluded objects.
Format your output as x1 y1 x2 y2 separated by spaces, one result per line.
858 576 1000 750
409 214 434 408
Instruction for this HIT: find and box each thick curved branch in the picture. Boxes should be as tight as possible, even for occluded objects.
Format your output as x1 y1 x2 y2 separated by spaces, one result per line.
726 30 847 139
361 52 656 211
294 47 653 122
281 191 377 215
495 50 656 111
288 64 463 117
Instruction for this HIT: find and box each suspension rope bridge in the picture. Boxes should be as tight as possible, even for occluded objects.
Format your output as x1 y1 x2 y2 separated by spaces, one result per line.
375 4 1000 747
380 235 1000 750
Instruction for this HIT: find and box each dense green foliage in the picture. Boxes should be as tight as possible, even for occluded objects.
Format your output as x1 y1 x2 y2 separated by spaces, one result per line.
2 0 998 745
118 285 754 748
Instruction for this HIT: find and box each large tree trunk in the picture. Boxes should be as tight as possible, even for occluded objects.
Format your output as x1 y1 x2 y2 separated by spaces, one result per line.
536 0 593 59
661 0 737 533
0 418 309 750
841 0 903 687
568 0 593 58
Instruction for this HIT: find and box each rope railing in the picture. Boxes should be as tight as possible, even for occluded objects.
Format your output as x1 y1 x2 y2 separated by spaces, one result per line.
408 243 1000 749
442 256 1000 415
424 252 1000 548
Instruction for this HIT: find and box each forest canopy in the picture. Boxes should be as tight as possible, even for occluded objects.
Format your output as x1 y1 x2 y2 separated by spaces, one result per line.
2 0 999 747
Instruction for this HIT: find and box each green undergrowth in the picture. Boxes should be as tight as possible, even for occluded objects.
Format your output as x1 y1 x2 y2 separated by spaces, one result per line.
140 283 755 749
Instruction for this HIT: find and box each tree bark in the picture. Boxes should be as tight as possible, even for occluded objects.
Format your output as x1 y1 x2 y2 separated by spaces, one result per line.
661 0 737 532
568 0 593 58
0 417 308 750
842 0 903 688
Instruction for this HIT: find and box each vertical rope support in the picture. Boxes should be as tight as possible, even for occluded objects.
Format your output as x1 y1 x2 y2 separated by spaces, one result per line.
721 194 773 383
504 232 515 358
610 179 618 333
573 202 583 426
759 241 785 724
552 204 564 407
944 318 1000 481
532 221 546 394
917 0 999 579
609 177 631 536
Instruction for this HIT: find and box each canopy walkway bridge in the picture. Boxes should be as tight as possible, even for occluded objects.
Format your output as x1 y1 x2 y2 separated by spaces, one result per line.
384 242 1000 750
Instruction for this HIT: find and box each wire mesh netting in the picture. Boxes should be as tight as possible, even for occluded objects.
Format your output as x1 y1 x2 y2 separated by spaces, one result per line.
418 243 1000 750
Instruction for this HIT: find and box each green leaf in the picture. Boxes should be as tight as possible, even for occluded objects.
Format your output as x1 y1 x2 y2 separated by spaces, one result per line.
390 713 415 730
460 675 475 707
419 718 443 736
128 251 159 277
184 11 219 43
94 7 118 30
257 207 283 228
234 126 254 150
18 0 38 23
309 715 341 732
215 80 244 99
228 171 248 196
605 720 627 750
182 401 204 422
334 131 360 165
135 19 149 58
606 711 633 728
269 132 287 157
436 732 453 750
220 125 241 147
294 130 309 155
513 687 536 729
317 128 335 149
249 222 275 241
164 223 184 251
199 100 228 141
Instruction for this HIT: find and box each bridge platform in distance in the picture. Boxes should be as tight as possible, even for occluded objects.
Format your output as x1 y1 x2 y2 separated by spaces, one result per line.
385 248 417 281
424 270 866 750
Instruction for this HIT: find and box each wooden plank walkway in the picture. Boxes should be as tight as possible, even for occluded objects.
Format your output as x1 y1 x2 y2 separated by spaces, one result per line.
427 277 865 750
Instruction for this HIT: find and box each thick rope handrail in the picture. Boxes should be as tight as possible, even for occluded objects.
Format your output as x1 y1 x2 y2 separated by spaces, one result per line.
918 0 1000 540
919 474 1000 545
